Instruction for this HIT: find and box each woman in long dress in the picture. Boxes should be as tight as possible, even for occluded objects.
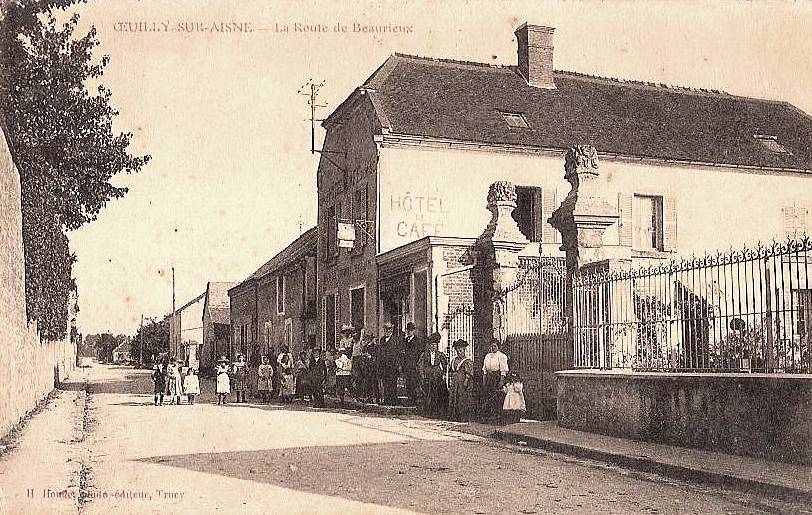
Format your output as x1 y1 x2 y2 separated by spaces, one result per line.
277 347 296 401
448 339 474 422
233 354 248 403
257 355 274 403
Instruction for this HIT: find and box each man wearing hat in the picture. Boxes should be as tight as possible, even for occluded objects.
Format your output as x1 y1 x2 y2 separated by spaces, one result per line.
402 322 423 406
417 332 448 418
376 321 402 405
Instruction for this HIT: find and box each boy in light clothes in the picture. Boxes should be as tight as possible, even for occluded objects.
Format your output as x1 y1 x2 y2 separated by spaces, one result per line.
334 348 353 403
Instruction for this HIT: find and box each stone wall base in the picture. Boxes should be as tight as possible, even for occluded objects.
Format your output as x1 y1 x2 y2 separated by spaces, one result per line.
556 370 812 465
0 324 75 439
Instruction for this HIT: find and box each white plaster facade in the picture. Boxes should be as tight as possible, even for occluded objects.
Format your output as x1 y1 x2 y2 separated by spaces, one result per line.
377 141 812 259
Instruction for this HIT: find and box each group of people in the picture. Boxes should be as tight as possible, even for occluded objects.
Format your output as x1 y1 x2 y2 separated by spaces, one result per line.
149 325 527 424
214 349 298 405
151 357 200 406
446 337 526 423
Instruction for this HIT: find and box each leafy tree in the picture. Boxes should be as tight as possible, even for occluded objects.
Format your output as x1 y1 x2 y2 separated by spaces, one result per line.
1 0 150 339
133 317 169 367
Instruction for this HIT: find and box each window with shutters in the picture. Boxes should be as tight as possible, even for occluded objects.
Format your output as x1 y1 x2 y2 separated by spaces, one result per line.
264 321 272 346
512 186 538 241
276 275 285 315
353 185 369 247
322 293 337 350
783 205 809 239
513 186 536 240
514 186 561 244
325 204 337 260
284 318 293 350
633 195 664 251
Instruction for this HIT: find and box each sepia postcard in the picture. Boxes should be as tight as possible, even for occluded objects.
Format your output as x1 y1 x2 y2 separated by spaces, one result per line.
1 1 811 514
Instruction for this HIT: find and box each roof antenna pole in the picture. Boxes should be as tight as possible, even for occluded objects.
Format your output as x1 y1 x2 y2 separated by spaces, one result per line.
298 78 346 157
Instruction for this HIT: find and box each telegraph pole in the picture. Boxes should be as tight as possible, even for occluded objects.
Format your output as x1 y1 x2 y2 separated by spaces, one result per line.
298 78 326 155
139 314 144 366
171 267 176 357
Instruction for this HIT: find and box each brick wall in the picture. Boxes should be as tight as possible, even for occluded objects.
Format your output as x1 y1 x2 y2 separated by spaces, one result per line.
0 127 75 439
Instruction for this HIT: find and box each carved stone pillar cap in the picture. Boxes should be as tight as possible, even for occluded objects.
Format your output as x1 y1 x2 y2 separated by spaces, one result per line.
564 145 599 182
486 181 517 204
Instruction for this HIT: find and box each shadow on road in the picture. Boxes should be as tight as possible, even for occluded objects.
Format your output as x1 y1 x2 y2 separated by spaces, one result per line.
136 439 499 514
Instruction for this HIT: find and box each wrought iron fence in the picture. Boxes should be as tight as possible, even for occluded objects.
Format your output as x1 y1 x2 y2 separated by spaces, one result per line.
572 236 812 373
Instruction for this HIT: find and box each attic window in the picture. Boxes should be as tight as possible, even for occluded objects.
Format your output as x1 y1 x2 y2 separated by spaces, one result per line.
500 111 530 129
754 134 791 155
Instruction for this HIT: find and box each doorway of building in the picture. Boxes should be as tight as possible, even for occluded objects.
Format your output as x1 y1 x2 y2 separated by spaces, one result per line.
350 286 365 330
323 293 337 349
413 271 428 337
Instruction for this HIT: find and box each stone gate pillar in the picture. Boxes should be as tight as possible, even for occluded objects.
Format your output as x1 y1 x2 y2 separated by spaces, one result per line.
549 145 621 369
549 145 619 275
476 181 530 347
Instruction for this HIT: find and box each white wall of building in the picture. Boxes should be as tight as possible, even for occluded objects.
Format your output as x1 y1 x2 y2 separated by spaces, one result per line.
378 144 812 258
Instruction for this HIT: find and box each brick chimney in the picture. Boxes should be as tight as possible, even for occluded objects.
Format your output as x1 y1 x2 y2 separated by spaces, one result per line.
515 23 556 89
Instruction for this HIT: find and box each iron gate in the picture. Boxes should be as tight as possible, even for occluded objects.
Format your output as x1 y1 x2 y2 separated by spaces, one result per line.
499 256 570 419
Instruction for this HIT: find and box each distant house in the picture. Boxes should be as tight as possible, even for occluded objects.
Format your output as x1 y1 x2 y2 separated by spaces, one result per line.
111 341 131 364
201 281 236 369
228 227 317 363
168 292 205 368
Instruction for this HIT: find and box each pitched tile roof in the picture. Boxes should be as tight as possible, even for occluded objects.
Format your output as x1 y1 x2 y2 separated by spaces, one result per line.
336 54 812 171
230 227 317 293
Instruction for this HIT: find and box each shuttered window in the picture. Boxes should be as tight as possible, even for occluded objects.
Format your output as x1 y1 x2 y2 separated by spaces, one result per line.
541 188 561 244
513 186 560 243
783 205 809 239
353 185 369 247
618 193 676 252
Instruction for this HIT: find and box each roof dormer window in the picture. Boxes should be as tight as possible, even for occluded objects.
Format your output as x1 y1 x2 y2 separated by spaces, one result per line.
500 111 530 129
754 134 791 155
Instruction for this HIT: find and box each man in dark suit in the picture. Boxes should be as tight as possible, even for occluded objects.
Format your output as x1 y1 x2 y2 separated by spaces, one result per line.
377 321 402 405
418 332 448 418
308 347 327 408
402 322 424 407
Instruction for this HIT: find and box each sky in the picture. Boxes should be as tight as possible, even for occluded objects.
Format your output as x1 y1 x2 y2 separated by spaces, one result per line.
66 0 812 335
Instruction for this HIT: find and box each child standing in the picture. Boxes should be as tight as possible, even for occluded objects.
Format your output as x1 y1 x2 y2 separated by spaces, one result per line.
502 372 526 425
184 369 200 404
257 355 273 403
167 358 184 405
216 357 231 405
233 354 248 403
278 349 295 402
294 351 309 401
152 364 165 406
334 348 352 403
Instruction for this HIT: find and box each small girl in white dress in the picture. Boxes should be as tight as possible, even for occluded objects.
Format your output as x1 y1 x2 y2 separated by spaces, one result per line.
216 358 231 404
184 368 200 404
502 372 526 425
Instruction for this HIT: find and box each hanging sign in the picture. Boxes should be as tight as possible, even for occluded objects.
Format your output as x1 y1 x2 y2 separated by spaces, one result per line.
338 222 356 248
